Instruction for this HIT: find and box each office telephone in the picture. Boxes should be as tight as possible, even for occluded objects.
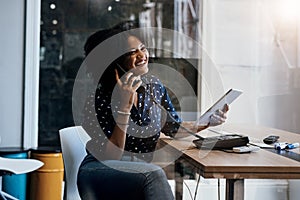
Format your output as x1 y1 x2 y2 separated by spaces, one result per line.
193 134 249 150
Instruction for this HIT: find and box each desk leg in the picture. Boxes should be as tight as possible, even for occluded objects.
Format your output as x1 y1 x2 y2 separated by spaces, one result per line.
175 172 183 200
174 159 185 200
226 179 244 200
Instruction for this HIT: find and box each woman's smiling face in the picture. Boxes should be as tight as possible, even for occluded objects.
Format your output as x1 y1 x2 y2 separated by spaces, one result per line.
123 35 149 76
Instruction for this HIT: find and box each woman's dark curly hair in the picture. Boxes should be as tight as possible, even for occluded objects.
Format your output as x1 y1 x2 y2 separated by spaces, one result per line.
84 20 138 56
84 20 139 91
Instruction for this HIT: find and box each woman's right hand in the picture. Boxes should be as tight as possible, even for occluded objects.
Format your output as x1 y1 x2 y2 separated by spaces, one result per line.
115 69 142 112
105 69 143 157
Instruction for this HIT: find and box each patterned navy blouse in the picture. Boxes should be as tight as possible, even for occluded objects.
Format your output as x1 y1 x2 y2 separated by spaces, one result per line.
82 74 182 162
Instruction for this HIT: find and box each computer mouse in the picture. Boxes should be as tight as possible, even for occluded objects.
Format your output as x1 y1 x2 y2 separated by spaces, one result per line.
263 135 279 144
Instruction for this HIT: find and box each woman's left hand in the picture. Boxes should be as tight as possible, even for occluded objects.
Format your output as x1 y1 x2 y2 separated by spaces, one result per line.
208 104 229 126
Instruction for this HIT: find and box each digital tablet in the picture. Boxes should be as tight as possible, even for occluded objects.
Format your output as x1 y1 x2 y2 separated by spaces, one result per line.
196 88 243 125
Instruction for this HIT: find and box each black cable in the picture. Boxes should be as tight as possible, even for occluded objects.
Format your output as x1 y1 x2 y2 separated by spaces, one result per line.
116 64 202 138
116 62 207 140
193 172 201 200
145 76 203 139
152 97 203 139
218 178 221 200
183 180 194 200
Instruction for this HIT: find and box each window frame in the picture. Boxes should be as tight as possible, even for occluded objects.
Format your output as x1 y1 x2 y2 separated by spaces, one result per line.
23 0 41 148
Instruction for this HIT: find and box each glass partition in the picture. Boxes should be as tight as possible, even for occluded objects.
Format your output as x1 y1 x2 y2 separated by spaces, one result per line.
39 0 201 146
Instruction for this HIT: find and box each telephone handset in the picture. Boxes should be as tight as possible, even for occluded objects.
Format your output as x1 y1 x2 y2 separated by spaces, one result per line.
116 63 127 74
116 63 143 86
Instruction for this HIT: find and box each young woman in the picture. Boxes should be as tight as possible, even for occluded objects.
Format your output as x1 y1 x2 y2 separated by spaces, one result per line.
77 21 228 200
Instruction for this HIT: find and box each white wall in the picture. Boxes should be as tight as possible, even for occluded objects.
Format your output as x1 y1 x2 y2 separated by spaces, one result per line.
0 0 25 147
202 0 300 199
202 0 300 132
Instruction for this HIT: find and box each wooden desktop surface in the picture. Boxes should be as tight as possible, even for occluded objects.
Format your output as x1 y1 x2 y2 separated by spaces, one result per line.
159 122 300 179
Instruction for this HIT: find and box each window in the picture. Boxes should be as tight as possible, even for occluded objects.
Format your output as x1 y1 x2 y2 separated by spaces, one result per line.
38 0 202 146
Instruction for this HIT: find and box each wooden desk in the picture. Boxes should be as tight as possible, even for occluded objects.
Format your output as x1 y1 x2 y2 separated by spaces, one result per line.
158 123 300 200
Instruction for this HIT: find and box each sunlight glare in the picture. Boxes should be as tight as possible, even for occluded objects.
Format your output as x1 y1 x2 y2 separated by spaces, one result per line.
280 0 300 20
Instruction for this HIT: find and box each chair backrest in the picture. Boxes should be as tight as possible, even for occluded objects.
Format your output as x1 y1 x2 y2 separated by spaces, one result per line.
0 157 43 175
59 126 91 200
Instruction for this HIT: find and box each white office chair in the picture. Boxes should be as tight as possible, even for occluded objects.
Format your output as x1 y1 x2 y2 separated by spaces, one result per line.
59 126 91 200
0 157 43 200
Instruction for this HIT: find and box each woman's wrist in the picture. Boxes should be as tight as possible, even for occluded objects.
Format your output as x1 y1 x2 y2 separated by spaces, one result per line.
116 113 130 126
119 100 134 112
117 110 131 115
197 124 209 132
